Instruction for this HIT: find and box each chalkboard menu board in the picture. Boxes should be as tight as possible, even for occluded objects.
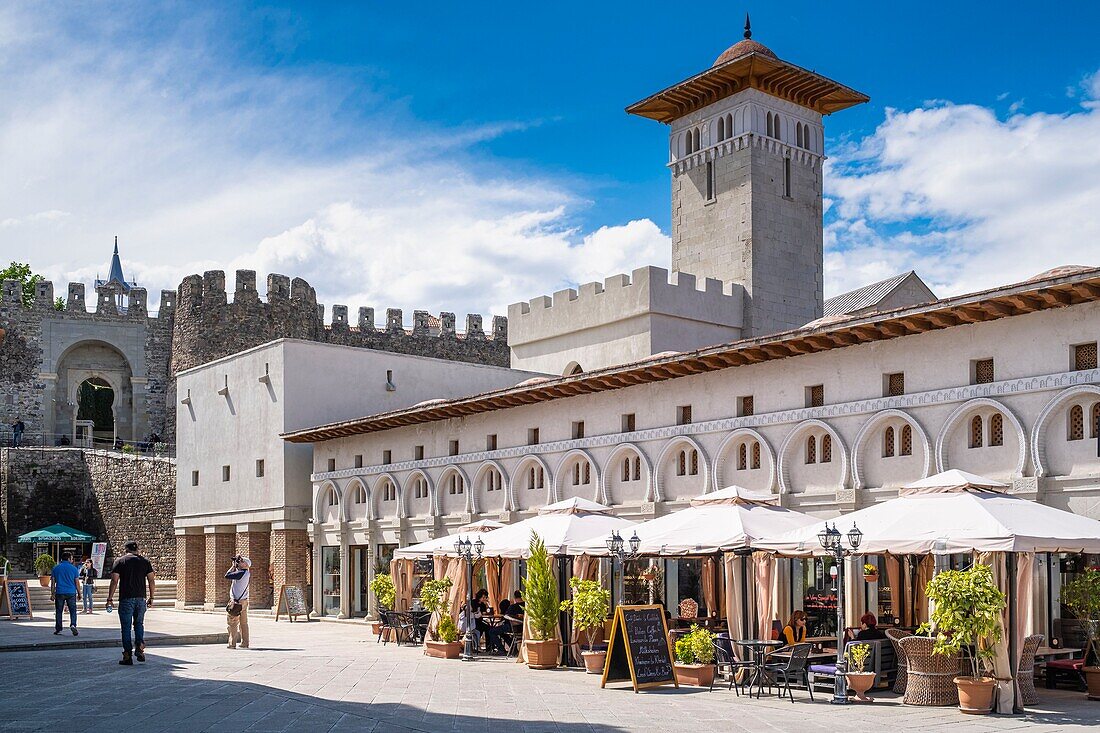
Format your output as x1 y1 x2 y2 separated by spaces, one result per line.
600 604 676 692
275 585 309 622
1 580 33 620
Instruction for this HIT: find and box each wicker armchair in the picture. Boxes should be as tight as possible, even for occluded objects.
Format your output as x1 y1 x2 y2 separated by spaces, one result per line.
886 628 912 694
898 636 960 706
1018 634 1045 706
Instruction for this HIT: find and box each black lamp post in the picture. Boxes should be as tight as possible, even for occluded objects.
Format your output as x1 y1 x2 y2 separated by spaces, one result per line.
454 535 483 661
817 521 863 705
605 530 640 608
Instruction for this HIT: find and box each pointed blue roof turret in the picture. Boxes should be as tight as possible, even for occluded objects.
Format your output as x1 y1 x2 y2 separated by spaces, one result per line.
101 236 132 292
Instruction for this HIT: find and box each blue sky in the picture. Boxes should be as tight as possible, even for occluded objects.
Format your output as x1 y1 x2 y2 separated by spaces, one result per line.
2 2 1100 317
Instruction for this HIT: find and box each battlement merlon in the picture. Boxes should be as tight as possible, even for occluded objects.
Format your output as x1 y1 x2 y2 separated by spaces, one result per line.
507 265 745 346
1 279 170 319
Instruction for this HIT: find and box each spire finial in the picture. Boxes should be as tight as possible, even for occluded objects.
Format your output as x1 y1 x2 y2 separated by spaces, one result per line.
744 12 752 39
113 235 118 255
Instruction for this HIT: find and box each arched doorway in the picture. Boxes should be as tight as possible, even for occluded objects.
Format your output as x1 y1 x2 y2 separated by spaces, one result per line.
77 377 116 446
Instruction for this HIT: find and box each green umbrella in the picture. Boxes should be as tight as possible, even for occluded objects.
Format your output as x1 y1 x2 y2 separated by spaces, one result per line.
17 524 96 543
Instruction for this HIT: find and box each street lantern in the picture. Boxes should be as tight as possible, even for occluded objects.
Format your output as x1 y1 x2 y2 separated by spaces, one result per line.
606 530 623 556
628 531 641 557
817 520 864 705
606 529 639 609
455 535 482 661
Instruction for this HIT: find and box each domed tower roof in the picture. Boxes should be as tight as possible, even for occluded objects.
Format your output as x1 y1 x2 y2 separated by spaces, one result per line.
714 15 778 65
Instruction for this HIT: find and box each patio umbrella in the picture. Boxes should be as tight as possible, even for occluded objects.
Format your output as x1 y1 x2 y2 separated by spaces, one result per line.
574 485 817 556
754 469 1100 556
17 524 96 543
393 519 506 559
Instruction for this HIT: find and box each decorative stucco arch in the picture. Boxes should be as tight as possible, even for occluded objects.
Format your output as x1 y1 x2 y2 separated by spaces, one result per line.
553 448 602 504
402 469 433 519
314 480 342 524
512 454 554 510
652 435 711 502
371 472 401 521
601 442 653 504
777 419 850 494
1030 384 1100 477
435 465 472 516
935 397 1027 477
471 460 511 513
850 409 932 490
712 428 776 493
341 477 370 521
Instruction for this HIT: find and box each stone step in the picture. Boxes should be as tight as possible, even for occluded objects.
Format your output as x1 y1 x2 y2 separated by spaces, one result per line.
16 579 177 610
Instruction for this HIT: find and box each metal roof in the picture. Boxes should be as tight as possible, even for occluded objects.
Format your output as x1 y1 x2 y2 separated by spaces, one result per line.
823 272 915 318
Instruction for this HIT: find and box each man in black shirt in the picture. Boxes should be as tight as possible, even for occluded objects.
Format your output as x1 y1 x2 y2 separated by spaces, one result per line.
106 541 156 666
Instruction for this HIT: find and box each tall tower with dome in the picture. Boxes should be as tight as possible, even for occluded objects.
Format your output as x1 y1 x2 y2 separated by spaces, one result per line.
627 17 868 336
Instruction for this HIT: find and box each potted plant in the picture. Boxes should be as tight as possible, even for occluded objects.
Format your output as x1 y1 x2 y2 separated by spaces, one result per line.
34 554 55 587
560 577 611 674
369 573 396 636
674 624 716 687
420 577 462 658
919 564 1006 715
845 642 876 701
863 563 879 583
524 532 561 669
1060 567 1100 700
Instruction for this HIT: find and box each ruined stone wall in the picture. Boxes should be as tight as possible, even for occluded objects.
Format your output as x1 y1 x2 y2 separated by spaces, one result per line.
0 448 176 576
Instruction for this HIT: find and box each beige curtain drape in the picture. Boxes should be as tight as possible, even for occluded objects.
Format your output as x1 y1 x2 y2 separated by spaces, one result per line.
389 558 414 611
977 552 1014 715
914 554 935 625
1015 553 1035 709
433 556 446 580
753 551 776 639
701 556 719 618
445 558 468 621
724 552 746 641
572 554 597 582
486 559 503 611
884 554 902 622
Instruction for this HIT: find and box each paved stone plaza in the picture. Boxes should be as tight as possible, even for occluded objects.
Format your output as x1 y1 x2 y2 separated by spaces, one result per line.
0 611 1096 732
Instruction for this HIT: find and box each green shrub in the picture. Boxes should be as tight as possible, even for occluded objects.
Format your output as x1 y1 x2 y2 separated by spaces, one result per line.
370 573 396 610
560 577 610 651
34 554 56 576
918 563 1006 679
437 612 460 644
674 624 715 665
525 532 559 641
846 642 872 673
419 577 453 642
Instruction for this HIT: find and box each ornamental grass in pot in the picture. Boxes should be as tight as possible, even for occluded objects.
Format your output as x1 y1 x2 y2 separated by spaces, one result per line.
34 554 55 588
673 625 716 687
844 642 876 701
919 564 1006 715
1060 568 1100 700
420 577 462 658
524 532 561 669
560 577 611 674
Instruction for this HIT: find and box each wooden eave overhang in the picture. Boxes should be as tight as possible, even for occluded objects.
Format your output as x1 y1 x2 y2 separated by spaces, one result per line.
626 52 869 123
282 269 1100 444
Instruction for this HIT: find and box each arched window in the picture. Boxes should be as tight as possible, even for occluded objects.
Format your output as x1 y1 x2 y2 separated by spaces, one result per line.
725 113 733 139
326 489 338 506
677 450 687 476
485 468 502 492
796 122 803 148
527 465 545 490
689 449 699 476
584 461 591 485
805 435 817 464
692 128 700 152
573 462 581 486
737 443 747 471
970 415 983 449
821 434 833 463
717 116 725 141
900 425 913 456
632 457 641 481
381 480 396 502
990 413 1004 447
448 473 463 495
354 485 366 504
767 112 773 138
751 442 761 470
417 477 429 499
883 426 895 458
774 115 781 141
1069 405 1085 441
1092 402 1100 439
622 457 631 482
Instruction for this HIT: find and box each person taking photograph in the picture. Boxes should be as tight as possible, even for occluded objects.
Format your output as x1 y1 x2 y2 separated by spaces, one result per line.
225 555 251 649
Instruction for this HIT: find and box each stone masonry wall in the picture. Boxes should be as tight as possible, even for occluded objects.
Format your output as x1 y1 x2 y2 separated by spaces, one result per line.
0 448 176 576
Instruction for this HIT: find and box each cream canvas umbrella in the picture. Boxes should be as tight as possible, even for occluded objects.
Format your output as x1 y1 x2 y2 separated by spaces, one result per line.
393 519 505 559
574 485 817 556
755 469 1100 556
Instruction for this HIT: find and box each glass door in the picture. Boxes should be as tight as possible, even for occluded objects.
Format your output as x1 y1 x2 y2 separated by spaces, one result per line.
321 546 341 616
352 546 369 617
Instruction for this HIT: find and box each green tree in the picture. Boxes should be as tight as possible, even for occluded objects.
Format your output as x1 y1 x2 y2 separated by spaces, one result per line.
525 532 560 641
54 296 65 311
0 262 44 308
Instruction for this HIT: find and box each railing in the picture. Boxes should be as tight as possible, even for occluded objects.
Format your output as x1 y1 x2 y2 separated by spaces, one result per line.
0 431 175 458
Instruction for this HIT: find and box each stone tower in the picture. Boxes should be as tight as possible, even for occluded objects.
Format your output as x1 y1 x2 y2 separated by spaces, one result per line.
627 18 868 336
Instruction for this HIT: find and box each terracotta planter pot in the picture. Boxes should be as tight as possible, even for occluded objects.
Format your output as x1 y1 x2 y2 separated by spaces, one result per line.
674 663 715 688
370 621 382 635
581 650 607 675
424 640 463 659
863 573 879 583
954 676 996 714
38 576 50 588
845 671 876 700
526 639 560 669
1084 667 1100 701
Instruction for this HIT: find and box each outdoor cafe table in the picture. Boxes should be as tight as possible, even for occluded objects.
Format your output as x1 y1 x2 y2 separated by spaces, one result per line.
737 639 784 698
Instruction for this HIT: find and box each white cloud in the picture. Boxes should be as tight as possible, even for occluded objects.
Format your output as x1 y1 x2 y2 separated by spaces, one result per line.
0 5 668 319
825 80 1100 298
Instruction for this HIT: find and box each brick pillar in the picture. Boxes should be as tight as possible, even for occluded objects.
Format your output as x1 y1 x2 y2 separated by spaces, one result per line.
236 526 272 608
175 532 206 607
271 527 310 609
204 529 235 609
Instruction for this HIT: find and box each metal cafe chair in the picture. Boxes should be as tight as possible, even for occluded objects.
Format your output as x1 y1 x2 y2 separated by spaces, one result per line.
712 634 755 694
761 643 814 703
